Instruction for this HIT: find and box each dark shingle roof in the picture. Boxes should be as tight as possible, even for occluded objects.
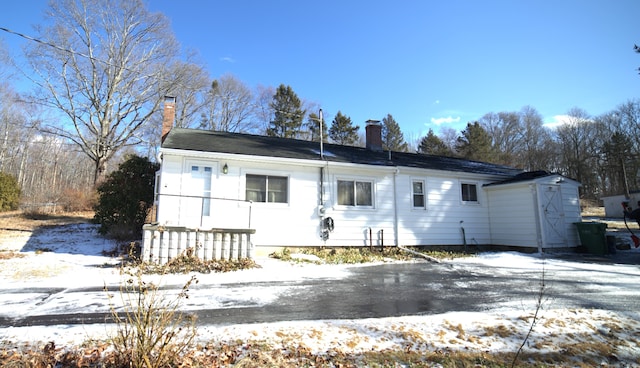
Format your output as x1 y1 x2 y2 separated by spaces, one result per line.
162 128 523 177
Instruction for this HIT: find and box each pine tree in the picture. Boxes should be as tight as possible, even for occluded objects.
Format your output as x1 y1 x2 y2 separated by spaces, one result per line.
329 111 360 145
266 84 305 138
382 114 408 152
417 129 453 156
306 112 328 142
455 122 497 162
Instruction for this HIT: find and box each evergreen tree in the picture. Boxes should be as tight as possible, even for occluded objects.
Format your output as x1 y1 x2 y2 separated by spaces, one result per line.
0 172 20 212
329 111 360 145
93 155 159 239
306 112 328 142
266 84 305 138
455 122 497 162
417 129 453 156
382 114 409 152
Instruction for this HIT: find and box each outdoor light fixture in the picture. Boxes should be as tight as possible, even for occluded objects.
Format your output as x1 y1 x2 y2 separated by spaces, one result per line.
222 163 228 174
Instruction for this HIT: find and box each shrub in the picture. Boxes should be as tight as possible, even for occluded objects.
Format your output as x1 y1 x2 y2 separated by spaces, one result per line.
62 188 97 212
0 172 20 212
106 268 198 368
93 155 159 239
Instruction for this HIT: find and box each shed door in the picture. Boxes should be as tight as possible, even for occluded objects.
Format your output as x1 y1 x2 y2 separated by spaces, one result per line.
540 185 565 245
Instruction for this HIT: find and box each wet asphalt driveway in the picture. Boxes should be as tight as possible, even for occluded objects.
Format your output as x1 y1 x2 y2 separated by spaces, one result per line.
195 258 639 325
3 254 639 328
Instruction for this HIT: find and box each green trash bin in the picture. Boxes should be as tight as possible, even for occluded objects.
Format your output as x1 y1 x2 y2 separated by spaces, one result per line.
574 222 608 255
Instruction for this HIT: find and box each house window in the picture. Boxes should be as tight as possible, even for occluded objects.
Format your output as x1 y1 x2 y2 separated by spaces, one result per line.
412 180 425 208
246 174 288 203
461 183 478 202
337 180 373 207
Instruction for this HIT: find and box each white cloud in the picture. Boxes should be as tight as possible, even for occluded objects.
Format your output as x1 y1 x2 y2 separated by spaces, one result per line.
434 100 440 105
220 56 235 63
430 116 461 125
542 115 575 129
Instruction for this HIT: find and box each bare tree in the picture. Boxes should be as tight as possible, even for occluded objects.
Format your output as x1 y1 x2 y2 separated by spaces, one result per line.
518 106 552 171
24 0 183 185
169 60 210 129
253 84 276 134
480 111 521 166
554 108 600 198
438 127 459 154
200 74 257 133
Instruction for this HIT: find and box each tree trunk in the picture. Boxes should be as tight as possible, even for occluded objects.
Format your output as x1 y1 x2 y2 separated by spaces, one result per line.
94 157 108 187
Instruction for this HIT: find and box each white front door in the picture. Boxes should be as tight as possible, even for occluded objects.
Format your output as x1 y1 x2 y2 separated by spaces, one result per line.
540 185 565 245
183 164 212 227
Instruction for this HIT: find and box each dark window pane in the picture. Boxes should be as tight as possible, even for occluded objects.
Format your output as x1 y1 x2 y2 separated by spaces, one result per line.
356 181 372 206
338 180 354 206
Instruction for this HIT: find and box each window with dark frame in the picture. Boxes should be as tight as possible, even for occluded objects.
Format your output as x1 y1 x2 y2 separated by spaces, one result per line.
246 174 288 203
461 183 478 202
337 179 373 207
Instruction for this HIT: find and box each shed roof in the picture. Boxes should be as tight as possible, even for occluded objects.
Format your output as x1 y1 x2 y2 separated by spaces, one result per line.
162 128 523 177
483 170 580 187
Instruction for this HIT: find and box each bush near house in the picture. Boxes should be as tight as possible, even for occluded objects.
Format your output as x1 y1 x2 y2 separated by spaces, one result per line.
93 155 159 240
0 172 20 212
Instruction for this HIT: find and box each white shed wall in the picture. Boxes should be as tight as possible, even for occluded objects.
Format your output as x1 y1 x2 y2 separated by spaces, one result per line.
487 184 539 247
485 176 582 249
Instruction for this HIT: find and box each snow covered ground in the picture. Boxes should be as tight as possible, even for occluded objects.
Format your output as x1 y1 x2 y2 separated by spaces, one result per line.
1 222 640 366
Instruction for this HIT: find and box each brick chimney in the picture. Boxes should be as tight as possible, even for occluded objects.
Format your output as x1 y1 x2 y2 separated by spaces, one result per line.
365 119 382 151
161 96 176 143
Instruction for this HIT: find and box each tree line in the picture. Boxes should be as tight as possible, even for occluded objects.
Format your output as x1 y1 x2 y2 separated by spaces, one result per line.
0 0 637 210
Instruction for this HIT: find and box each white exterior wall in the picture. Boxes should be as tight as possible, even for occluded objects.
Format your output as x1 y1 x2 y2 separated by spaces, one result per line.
486 176 582 249
309 167 388 247
155 149 584 249
394 170 494 246
155 151 511 248
487 183 539 247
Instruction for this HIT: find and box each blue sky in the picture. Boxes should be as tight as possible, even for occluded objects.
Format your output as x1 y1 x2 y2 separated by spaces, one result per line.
2 0 639 139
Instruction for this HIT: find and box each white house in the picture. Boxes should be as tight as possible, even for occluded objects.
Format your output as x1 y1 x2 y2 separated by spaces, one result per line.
142 98 583 263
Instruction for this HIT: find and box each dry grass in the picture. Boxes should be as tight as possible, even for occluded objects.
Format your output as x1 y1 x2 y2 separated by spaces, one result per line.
0 210 93 232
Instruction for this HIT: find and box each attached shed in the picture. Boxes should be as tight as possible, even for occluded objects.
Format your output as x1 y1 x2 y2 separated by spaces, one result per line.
485 171 582 251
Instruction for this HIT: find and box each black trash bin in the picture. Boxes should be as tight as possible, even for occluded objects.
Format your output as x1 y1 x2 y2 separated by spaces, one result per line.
575 222 608 255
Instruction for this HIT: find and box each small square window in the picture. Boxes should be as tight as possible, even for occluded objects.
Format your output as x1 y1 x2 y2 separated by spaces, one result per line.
461 183 478 202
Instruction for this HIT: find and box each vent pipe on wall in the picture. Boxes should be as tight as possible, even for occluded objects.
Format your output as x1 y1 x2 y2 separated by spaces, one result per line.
319 109 324 160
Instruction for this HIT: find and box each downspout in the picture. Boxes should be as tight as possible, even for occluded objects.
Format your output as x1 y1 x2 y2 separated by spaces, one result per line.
320 166 324 206
393 167 399 247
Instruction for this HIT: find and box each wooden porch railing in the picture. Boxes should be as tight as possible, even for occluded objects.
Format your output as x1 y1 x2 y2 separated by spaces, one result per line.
142 224 256 264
